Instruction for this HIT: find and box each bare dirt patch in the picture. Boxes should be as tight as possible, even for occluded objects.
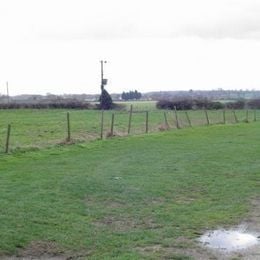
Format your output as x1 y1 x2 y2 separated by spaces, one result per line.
86 197 163 232
2 241 90 260
224 197 260 260
136 198 260 259
94 216 161 232
199 197 260 259
145 196 166 205
1 241 66 260
136 241 216 260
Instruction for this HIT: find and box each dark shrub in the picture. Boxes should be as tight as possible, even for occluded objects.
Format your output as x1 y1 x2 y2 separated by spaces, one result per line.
193 98 213 109
207 101 225 110
247 99 260 109
156 100 175 110
172 99 193 110
99 89 113 110
157 98 224 110
156 98 193 110
226 100 245 109
0 101 93 109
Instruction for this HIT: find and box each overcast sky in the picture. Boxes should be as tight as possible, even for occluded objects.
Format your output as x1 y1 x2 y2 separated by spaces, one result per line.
1 0 260 95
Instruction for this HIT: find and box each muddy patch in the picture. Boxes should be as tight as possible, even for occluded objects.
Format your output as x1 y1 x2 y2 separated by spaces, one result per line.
144 196 166 206
136 198 260 259
94 216 161 232
2 241 90 260
198 197 260 259
87 196 163 232
2 241 66 260
136 241 215 260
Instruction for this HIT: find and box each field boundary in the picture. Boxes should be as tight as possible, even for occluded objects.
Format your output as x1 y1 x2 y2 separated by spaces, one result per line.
0 108 258 154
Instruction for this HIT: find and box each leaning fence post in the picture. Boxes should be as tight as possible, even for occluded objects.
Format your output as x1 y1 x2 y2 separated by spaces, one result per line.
145 111 149 133
110 113 115 136
100 110 104 139
204 109 210 125
185 111 192 127
128 105 133 135
66 112 71 141
164 111 170 128
174 106 180 129
5 124 11 153
233 110 238 123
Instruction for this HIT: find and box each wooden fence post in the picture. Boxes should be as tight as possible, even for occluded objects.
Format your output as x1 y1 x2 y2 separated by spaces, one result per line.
145 111 149 133
5 124 11 153
185 111 192 127
204 109 210 125
164 112 169 128
128 105 133 134
245 110 249 123
254 110 257 122
233 110 238 123
100 110 104 139
174 106 180 129
223 110 226 124
110 113 115 136
66 112 71 141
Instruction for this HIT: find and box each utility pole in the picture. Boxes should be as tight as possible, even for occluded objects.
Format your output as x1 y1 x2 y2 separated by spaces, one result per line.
99 60 112 110
100 60 107 91
6 81 9 103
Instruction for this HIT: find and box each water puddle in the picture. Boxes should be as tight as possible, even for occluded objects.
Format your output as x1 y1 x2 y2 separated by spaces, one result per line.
199 228 259 252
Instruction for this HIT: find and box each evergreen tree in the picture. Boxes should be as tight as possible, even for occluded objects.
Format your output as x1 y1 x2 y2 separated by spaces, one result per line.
121 90 142 100
99 88 113 110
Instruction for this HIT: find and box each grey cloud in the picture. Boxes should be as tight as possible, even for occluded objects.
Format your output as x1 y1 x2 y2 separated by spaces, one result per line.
40 23 140 41
39 2 260 41
85 23 138 39
180 20 260 40
178 5 260 40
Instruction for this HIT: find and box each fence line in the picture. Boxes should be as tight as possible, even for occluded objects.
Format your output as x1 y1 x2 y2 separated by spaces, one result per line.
1 109 259 153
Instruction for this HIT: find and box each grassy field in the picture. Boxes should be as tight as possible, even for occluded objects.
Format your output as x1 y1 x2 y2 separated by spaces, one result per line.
0 107 258 153
0 122 260 259
115 100 158 111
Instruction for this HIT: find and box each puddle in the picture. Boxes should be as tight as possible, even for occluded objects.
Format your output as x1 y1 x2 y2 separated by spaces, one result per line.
199 229 259 252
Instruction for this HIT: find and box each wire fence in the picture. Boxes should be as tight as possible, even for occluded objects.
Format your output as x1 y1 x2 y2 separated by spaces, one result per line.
0 108 259 153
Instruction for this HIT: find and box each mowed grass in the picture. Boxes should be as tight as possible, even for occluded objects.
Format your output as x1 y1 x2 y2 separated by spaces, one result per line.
0 122 260 258
0 108 258 153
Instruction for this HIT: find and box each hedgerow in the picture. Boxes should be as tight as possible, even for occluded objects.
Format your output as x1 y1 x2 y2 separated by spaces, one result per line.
156 98 224 110
0 101 93 109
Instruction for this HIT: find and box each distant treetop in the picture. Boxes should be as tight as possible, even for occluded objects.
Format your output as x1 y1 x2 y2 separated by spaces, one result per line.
121 90 142 101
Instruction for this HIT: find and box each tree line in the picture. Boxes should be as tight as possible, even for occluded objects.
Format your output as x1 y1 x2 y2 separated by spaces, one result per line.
121 90 142 101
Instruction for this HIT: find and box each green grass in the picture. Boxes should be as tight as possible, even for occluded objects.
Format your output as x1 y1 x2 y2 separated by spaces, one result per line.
115 100 158 111
0 108 258 153
0 122 260 258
